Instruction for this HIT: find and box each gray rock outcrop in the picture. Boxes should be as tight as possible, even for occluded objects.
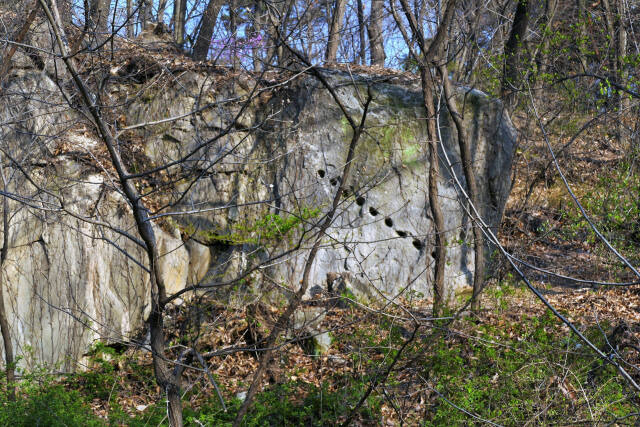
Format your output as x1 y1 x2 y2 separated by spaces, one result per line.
0 65 515 370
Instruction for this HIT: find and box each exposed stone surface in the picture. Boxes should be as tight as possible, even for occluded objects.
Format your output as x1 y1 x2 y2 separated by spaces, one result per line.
292 307 331 355
293 307 326 330
0 66 515 369
312 332 332 354
182 72 516 300
285 77 514 299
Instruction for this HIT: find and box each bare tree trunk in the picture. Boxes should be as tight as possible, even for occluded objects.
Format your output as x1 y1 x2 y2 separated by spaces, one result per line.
89 0 110 39
157 0 168 24
229 0 238 69
300 4 316 59
148 301 182 426
138 0 152 30
126 0 134 38
173 0 187 45
467 0 483 84
0 5 38 78
502 0 530 107
368 0 385 66
455 40 469 82
192 0 222 60
265 8 279 67
356 0 366 64
617 0 629 145
0 258 13 401
394 0 458 313
265 0 292 67
575 0 587 71
545 0 559 72
325 0 347 63
38 1 184 424
601 0 615 71
420 68 447 313
251 0 264 70
0 165 14 401
438 64 485 311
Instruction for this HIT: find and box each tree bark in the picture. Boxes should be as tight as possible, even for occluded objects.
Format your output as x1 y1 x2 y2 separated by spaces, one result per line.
126 0 134 38
173 0 187 45
368 0 385 66
616 0 628 144
265 0 291 67
251 0 264 70
192 0 222 60
0 258 14 402
0 167 14 401
420 67 447 313
502 0 530 107
438 64 485 312
325 0 347 63
575 0 587 71
138 0 152 30
356 0 366 64
157 0 167 24
452 0 475 82
461 0 483 83
88 0 110 38
394 0 458 313
229 0 238 69
149 302 182 426
0 5 38 78
601 0 615 71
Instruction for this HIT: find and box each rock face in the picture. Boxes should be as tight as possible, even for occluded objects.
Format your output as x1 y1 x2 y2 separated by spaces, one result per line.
204 72 516 299
0 66 515 369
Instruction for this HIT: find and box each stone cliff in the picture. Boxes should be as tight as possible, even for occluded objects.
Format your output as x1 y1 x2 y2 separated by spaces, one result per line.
0 63 516 369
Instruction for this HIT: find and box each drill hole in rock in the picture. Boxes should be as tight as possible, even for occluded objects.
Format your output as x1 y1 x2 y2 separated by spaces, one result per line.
396 230 408 238
369 207 379 216
412 239 423 250
355 196 365 206
317 169 325 178
384 217 393 227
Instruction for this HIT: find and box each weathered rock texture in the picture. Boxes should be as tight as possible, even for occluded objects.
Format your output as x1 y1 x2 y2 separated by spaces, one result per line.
0 65 515 369
258 74 516 299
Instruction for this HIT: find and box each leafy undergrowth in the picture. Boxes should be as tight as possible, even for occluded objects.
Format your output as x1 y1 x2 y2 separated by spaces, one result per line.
2 285 640 426
429 287 640 425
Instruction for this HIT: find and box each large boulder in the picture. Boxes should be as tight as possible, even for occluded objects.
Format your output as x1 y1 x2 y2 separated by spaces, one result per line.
140 71 516 299
0 67 515 369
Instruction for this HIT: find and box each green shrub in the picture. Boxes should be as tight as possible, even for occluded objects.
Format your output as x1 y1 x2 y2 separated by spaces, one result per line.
424 308 635 425
0 384 104 427
187 380 380 426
